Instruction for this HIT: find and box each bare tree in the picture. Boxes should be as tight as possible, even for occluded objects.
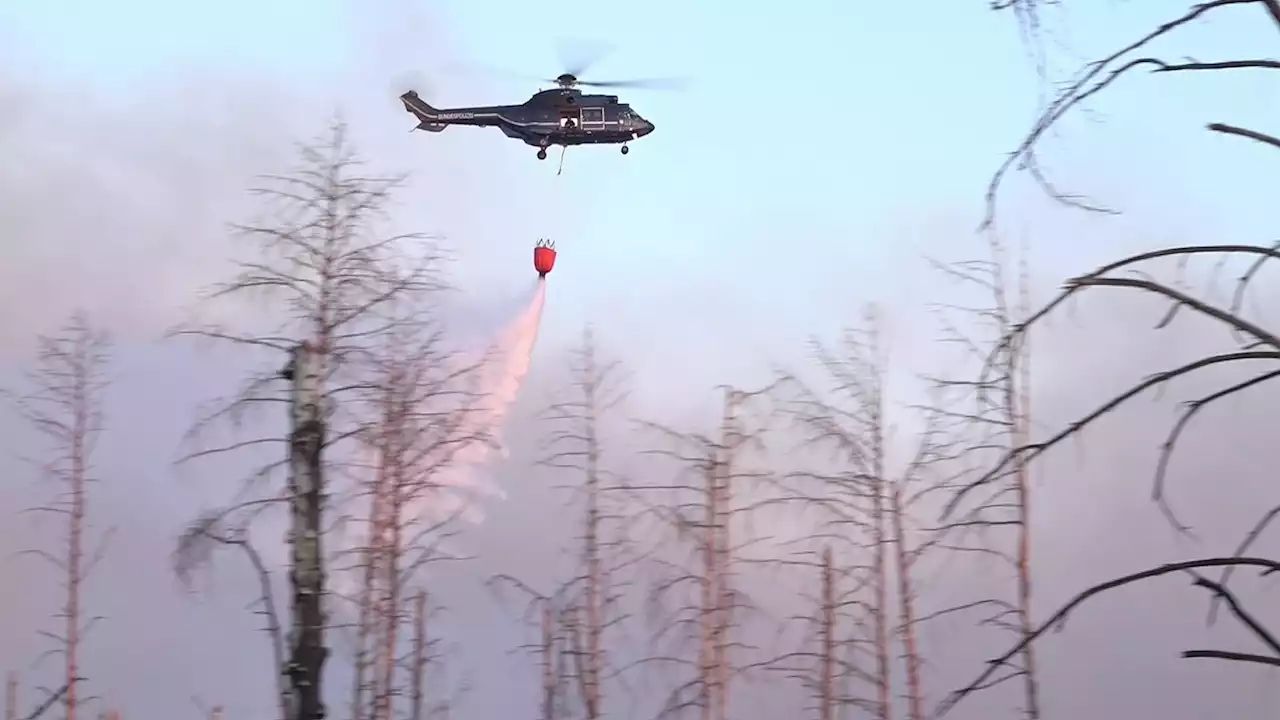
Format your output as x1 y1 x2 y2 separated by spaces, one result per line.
340 303 486 720
635 386 778 720
16 313 111 720
932 2 1280 714
937 556 1280 716
747 544 871 720
171 118 450 720
934 244 1280 716
539 328 637 720
410 590 427 720
923 236 1041 718
776 306 949 720
174 518 289 720
979 0 1280 231
489 328 637 719
542 603 562 720
485 580 573 720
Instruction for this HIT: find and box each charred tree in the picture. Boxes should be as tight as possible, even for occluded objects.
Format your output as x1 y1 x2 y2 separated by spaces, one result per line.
170 118 450 720
16 313 111 720
285 341 328 720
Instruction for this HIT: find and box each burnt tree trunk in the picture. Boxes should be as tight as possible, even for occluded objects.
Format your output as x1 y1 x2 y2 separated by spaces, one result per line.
285 341 329 720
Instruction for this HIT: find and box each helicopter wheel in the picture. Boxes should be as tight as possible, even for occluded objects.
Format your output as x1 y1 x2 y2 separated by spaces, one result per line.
620 145 629 155
537 148 548 160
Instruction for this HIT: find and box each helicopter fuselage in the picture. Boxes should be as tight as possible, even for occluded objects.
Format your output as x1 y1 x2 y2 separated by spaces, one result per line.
400 88 654 157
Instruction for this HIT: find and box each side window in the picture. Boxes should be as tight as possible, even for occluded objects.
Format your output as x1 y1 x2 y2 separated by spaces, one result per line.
581 107 604 125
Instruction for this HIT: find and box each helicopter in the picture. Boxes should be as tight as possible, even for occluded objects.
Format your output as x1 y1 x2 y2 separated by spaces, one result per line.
399 69 673 160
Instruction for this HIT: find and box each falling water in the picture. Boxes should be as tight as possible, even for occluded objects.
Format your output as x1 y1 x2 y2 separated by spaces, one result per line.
320 278 547 616
440 278 548 501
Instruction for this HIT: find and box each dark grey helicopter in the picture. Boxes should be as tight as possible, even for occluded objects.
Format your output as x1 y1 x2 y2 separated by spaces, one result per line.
400 70 673 160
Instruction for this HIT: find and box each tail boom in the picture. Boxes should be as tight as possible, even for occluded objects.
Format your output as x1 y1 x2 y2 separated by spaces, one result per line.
401 91 448 132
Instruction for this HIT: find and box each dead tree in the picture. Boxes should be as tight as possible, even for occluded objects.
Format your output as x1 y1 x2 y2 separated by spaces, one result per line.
542 604 561 720
924 236 1041 718
747 544 873 720
174 516 290 720
14 680 78 720
410 590 427 720
170 118 449 720
635 386 777 720
932 3 1280 714
486 328 637 719
341 308 486 720
776 306 946 720
979 0 1280 231
934 245 1280 716
286 341 327 720
16 313 111 720
484 581 571 720
937 556 1280 716
538 328 636 720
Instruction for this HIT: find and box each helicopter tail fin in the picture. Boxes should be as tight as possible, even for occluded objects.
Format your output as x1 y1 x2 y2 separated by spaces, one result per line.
400 90 440 117
401 91 448 132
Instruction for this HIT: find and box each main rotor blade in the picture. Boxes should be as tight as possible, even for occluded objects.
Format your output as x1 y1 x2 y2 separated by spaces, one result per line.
577 77 688 90
557 38 615 78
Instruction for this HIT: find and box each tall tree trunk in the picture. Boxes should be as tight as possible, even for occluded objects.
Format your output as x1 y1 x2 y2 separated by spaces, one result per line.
350 446 386 720
700 389 739 720
699 463 717 720
1013 251 1039 720
819 548 835 720
67 385 84 720
583 357 603 720
541 605 558 720
410 591 427 720
890 484 923 720
377 432 404 720
868 367 891 720
286 341 329 720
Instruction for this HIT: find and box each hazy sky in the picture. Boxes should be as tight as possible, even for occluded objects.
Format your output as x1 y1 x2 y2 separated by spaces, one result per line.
2 1 1280 719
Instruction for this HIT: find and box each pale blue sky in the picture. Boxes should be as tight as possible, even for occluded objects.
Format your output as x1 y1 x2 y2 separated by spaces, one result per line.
5 0 1276 349
3 2 1280 719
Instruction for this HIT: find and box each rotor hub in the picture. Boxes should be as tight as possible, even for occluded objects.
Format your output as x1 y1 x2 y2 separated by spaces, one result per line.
554 73 578 88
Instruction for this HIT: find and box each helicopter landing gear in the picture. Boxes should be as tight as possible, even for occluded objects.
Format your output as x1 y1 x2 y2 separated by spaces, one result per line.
537 148 548 160
620 145 629 155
